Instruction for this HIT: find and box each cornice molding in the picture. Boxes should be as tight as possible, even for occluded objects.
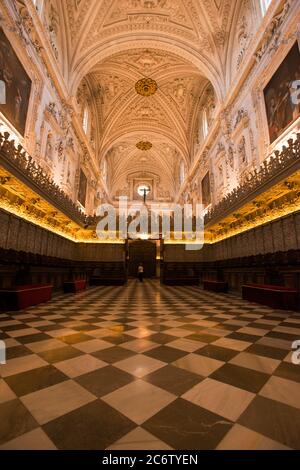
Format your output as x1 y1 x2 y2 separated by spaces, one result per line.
1 0 109 199
0 131 96 227
205 134 300 227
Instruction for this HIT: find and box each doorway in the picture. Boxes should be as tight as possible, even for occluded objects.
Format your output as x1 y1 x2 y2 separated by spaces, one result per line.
128 240 157 278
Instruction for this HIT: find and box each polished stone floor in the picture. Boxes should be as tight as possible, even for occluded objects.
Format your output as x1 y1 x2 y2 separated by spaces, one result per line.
0 280 300 450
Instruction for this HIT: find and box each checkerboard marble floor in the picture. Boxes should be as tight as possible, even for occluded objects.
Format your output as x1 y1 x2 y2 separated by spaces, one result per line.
1 280 300 450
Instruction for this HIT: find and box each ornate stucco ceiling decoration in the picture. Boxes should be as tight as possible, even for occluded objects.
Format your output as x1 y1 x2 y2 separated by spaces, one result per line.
105 134 181 199
160 75 206 127
89 48 203 139
60 1 240 202
213 0 222 9
64 0 95 48
135 78 158 97
62 0 241 83
199 0 236 47
81 46 208 201
97 49 189 80
63 0 239 83
104 0 194 29
136 141 153 151
78 0 211 52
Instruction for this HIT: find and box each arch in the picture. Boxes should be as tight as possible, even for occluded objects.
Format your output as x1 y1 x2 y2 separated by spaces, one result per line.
107 150 178 189
99 90 189 154
100 136 189 180
69 37 225 102
106 141 179 194
99 129 189 168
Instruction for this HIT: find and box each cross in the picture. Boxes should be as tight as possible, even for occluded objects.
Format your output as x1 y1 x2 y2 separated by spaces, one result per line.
142 187 150 204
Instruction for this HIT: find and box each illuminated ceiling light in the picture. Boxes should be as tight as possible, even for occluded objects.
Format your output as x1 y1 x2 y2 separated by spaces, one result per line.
135 77 158 97
136 141 152 151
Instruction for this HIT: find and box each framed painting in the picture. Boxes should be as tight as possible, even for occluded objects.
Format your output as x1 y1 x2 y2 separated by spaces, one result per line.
264 42 300 144
0 28 32 136
78 170 88 207
201 172 211 208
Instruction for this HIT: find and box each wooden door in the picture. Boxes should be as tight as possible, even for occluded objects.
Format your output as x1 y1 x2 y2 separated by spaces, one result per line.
128 240 157 278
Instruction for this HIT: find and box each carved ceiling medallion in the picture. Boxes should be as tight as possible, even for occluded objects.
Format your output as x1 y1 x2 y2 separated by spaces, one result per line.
136 141 153 151
135 78 158 97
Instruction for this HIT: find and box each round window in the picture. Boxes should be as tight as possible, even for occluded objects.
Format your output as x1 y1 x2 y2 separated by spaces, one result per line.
137 184 150 197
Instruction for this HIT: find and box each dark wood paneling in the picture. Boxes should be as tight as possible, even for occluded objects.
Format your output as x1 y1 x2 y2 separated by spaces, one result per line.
128 241 157 278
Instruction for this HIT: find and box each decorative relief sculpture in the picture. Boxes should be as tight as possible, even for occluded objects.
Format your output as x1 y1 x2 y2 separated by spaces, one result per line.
205 133 300 224
47 102 58 120
218 164 224 185
46 3 60 59
0 131 95 225
135 77 158 97
103 0 193 30
105 76 122 100
254 1 290 62
204 86 216 128
45 132 54 162
2 0 298 231
237 14 250 69
136 141 152 151
234 109 249 130
66 162 72 185
157 186 170 200
163 76 197 123
216 142 225 155
173 79 186 103
56 139 64 162
228 146 235 169
237 135 247 165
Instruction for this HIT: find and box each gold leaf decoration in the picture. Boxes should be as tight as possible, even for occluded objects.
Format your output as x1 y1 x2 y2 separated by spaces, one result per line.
136 141 153 151
135 78 158 97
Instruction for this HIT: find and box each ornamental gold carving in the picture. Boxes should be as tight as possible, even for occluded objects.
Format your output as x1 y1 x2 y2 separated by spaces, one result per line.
136 141 152 151
135 78 158 97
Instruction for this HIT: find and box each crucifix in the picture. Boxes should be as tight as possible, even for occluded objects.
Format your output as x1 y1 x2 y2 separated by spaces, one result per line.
142 187 150 204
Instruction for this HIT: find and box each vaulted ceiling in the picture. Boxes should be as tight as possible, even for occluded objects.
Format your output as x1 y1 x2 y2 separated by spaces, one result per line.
63 0 237 93
87 48 208 197
59 0 239 200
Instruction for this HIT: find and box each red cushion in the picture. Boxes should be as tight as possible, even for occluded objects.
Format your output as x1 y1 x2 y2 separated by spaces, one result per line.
0 285 53 310
242 284 298 310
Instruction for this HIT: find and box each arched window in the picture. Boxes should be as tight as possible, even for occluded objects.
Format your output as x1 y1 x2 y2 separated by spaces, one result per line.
32 0 44 15
202 108 209 139
260 0 272 16
82 106 89 135
179 160 185 186
102 158 107 185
